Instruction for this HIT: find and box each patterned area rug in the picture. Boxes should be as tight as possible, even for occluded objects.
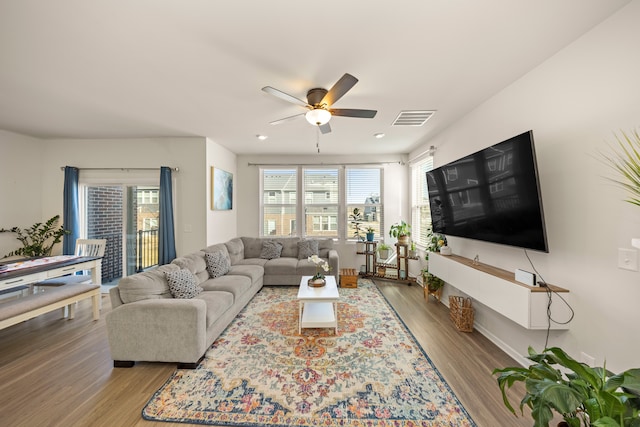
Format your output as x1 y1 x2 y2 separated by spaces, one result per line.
142 279 476 426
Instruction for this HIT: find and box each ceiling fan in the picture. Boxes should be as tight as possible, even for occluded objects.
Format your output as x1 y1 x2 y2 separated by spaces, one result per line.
261 73 377 134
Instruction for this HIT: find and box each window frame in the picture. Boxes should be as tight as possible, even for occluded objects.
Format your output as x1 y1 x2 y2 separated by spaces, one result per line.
259 165 384 241
411 156 434 247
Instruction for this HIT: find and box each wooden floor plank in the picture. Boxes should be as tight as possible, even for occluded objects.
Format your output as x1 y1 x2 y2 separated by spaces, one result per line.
0 282 533 427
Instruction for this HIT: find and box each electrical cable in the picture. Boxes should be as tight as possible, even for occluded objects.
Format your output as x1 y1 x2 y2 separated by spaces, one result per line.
524 249 575 349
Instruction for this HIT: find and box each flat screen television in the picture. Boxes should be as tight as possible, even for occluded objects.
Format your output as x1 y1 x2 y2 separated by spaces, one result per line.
426 130 548 252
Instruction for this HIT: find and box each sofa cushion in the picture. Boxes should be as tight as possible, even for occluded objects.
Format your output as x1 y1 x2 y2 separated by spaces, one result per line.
195 290 235 329
205 251 230 278
240 237 263 258
225 238 245 265
260 240 283 260
203 243 231 259
276 237 301 258
117 264 177 304
235 258 268 267
263 257 299 276
165 269 203 299
200 275 253 300
317 238 334 258
172 251 209 283
227 264 264 285
297 239 319 259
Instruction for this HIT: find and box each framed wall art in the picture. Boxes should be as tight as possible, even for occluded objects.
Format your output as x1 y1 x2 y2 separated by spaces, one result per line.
211 167 233 210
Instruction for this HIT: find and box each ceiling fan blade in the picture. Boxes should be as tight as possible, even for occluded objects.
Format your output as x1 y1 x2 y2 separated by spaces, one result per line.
269 112 305 125
262 86 310 108
330 108 377 119
319 123 332 134
321 73 358 106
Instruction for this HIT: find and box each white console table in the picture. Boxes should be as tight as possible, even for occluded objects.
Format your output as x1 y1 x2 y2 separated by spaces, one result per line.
429 253 571 330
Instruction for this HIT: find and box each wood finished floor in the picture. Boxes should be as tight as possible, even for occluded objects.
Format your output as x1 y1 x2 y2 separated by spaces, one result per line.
0 281 533 427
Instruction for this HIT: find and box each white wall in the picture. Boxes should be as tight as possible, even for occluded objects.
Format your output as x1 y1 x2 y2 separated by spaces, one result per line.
206 138 238 245
235 154 408 267
0 130 44 257
39 137 208 256
410 0 640 372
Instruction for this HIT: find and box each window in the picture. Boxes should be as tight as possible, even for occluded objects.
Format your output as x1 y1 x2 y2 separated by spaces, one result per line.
260 165 383 240
261 169 297 236
345 168 382 240
304 168 338 237
411 156 434 247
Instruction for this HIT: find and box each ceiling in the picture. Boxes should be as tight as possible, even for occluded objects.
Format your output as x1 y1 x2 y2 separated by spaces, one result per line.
0 0 630 155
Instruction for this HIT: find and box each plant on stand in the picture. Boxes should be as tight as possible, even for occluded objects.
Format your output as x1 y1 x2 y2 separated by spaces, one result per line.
409 240 418 258
350 208 366 251
389 220 411 245
365 226 375 242
423 226 447 300
0 215 70 259
378 243 390 259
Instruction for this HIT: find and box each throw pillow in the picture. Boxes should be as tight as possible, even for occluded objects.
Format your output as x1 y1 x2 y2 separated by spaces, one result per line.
297 239 319 259
165 269 203 299
260 240 283 260
205 251 230 279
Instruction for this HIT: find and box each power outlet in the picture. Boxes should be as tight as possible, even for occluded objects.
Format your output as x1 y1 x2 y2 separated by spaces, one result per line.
618 248 638 271
580 352 596 367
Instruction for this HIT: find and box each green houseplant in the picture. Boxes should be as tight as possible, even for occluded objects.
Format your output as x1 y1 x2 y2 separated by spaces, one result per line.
493 346 640 427
378 243 390 259
0 215 70 258
601 129 640 207
349 208 365 242
389 220 411 244
422 269 444 291
365 226 375 242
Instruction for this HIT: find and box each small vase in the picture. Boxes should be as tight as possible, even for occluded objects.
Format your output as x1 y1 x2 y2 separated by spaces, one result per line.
440 246 452 256
366 232 374 242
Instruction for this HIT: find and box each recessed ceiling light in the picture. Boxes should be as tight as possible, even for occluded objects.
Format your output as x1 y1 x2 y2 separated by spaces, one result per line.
256 134 268 140
374 133 385 139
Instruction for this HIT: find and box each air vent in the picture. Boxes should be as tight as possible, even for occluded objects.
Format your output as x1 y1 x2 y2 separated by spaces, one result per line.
392 110 435 126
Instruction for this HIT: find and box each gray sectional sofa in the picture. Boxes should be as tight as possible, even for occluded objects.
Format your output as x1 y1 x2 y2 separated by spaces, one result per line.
106 236 339 368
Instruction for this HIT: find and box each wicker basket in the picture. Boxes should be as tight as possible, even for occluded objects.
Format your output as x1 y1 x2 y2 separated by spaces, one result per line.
449 296 474 332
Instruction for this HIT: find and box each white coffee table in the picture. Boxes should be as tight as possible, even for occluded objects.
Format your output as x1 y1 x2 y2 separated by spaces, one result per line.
297 275 340 334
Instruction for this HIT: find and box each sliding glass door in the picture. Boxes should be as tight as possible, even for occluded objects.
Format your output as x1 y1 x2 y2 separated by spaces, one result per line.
81 184 159 284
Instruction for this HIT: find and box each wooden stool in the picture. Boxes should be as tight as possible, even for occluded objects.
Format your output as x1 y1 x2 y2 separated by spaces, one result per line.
339 268 358 288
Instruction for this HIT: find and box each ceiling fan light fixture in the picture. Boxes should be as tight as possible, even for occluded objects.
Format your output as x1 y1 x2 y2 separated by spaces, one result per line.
305 108 331 126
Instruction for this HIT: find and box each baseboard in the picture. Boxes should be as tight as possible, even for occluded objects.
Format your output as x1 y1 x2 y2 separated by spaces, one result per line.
440 296 529 367
472 323 530 367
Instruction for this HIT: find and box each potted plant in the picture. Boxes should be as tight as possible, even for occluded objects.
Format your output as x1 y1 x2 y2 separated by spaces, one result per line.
389 220 411 245
421 268 444 302
378 243 390 259
1 215 69 259
425 226 447 261
349 208 365 251
493 346 640 427
365 226 375 242
422 269 444 291
409 241 418 258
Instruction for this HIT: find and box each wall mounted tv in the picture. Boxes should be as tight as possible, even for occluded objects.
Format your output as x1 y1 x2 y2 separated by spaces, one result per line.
426 130 548 252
